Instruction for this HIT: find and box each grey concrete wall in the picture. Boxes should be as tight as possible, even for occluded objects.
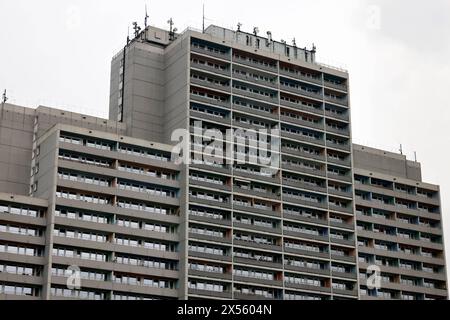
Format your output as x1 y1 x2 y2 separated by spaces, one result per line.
0 103 34 195
353 144 422 181
0 103 127 197
163 36 189 144
117 43 166 142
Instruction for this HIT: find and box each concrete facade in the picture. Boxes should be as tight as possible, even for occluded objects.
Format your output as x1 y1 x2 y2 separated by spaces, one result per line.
0 24 447 300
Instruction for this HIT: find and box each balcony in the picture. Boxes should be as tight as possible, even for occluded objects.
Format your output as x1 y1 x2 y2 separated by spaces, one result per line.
282 178 327 194
189 178 232 193
233 222 282 236
326 126 350 136
232 87 278 105
188 288 232 299
190 93 231 109
190 162 231 176
232 55 278 73
284 264 330 276
188 250 232 263
191 61 231 77
232 204 282 218
282 194 328 209
328 188 353 199
323 79 348 92
284 246 330 259
232 104 279 120
283 229 329 242
327 156 351 167
331 270 357 280
329 204 353 215
188 195 231 210
330 254 356 263
281 147 326 162
233 256 282 270
280 98 324 116
324 95 348 107
280 83 323 101
324 110 349 122
233 169 280 185
188 269 232 281
281 131 325 147
234 276 283 288
282 162 327 178
329 236 355 247
279 68 322 85
233 292 279 300
328 173 352 183
191 44 231 61
280 115 324 131
233 239 281 252
189 110 231 126
189 214 232 227
284 282 331 294
333 287 358 297
326 140 351 152
329 220 354 231
190 77 231 93
233 186 281 201
232 72 279 89
283 212 328 227
188 232 232 245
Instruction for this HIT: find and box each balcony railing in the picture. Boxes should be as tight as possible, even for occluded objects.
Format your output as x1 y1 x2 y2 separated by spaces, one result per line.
190 94 231 109
190 77 231 93
232 72 279 89
191 44 231 61
280 99 324 116
232 55 278 73
232 87 278 104
280 83 323 101
191 61 231 77
279 68 323 85
324 95 348 107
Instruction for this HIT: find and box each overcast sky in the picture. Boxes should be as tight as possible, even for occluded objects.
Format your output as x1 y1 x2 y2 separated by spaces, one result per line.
1 0 450 276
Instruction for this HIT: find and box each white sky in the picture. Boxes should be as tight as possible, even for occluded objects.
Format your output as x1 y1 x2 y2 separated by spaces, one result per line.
1 0 450 278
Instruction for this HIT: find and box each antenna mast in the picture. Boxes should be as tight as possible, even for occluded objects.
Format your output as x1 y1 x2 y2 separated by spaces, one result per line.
167 18 177 40
1 90 7 104
132 22 141 38
145 4 149 28
202 3 205 33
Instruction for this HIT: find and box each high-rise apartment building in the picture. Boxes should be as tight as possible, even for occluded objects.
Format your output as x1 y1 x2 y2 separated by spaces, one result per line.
352 145 447 300
0 24 446 300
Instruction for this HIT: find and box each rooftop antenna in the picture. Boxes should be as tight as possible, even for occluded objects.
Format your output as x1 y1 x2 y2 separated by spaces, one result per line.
202 3 205 33
167 18 177 40
132 22 141 38
266 31 272 47
127 25 130 44
1 89 7 104
414 151 417 162
399 144 403 155
292 38 297 47
237 22 242 32
253 27 259 36
312 43 317 53
144 4 149 28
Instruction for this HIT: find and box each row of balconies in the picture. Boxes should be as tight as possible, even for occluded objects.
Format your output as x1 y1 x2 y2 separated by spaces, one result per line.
190 42 348 93
355 183 440 207
189 105 350 140
356 212 442 236
191 77 348 110
190 88 351 125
